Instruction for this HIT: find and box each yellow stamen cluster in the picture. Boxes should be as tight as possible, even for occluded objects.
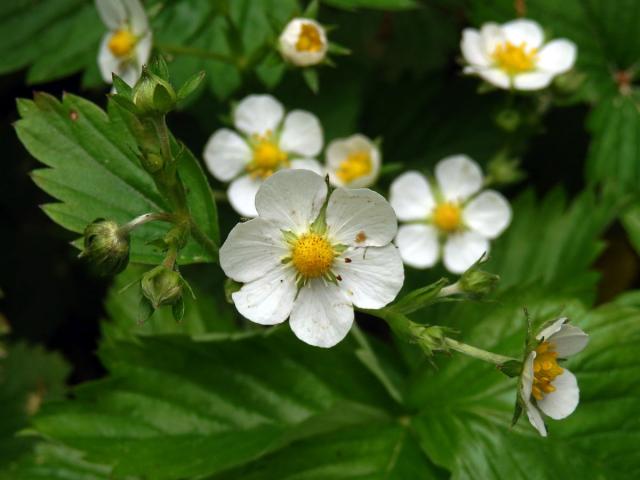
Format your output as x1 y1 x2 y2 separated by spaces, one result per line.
336 151 372 184
291 233 335 279
492 41 538 75
108 29 137 58
296 23 324 52
532 341 564 401
247 132 289 178
433 202 462 233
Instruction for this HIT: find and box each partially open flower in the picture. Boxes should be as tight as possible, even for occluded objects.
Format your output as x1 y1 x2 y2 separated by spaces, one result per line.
326 134 381 189
96 0 152 86
279 18 328 67
219 169 404 348
390 155 511 274
461 19 577 91
519 317 589 436
203 94 324 217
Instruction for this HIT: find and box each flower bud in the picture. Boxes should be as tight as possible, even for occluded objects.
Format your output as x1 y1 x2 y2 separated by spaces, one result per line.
80 219 130 276
133 68 177 116
278 18 328 67
458 265 499 298
141 266 183 309
140 152 164 173
487 153 525 186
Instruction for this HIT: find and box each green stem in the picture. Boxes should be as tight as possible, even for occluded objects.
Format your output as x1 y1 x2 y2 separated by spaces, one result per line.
444 337 517 365
157 43 237 65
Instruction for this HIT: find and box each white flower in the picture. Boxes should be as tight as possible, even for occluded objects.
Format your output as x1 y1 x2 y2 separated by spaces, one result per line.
96 0 152 86
389 155 511 274
519 317 589 436
326 134 381 189
279 18 328 67
204 94 324 218
220 169 404 348
461 19 577 90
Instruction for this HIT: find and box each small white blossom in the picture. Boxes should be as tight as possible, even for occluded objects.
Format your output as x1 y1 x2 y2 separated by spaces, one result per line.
520 317 589 436
220 169 404 348
326 134 381 189
390 155 511 274
96 0 152 86
203 94 324 217
461 19 577 90
279 18 328 67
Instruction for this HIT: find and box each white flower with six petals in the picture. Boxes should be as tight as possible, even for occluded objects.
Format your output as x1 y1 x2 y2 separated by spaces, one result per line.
520 317 589 436
204 94 324 217
390 155 511 274
326 134 381 189
279 18 328 67
219 169 404 348
96 0 152 86
461 19 577 91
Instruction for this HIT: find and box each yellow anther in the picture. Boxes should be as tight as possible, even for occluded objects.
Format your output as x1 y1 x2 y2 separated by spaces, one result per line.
531 341 564 401
296 23 324 52
247 134 288 179
433 202 462 233
291 233 335 279
108 29 137 58
492 41 538 75
336 151 372 184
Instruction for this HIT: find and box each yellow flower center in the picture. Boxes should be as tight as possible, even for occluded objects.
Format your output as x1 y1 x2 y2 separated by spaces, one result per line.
532 341 564 401
247 133 289 179
336 151 372 184
433 202 462 233
108 29 137 58
291 233 335 279
492 41 538 75
296 23 324 52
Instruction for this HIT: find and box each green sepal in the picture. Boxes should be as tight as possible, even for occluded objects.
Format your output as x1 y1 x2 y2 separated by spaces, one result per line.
138 296 155 324
328 42 351 56
304 0 320 18
112 73 133 99
147 54 170 80
177 71 206 102
302 68 319 94
172 297 185 322
224 278 242 304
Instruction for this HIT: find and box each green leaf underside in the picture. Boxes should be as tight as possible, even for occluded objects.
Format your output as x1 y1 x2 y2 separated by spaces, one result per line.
15 92 218 265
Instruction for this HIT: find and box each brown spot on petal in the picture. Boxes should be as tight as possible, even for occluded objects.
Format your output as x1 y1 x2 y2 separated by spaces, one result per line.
336 275 342 281
344 257 352 263
355 231 366 243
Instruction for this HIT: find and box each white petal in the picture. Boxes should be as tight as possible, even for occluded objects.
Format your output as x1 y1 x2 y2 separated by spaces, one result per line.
463 190 512 239
513 71 554 90
232 266 297 326
123 0 148 35
290 158 324 175
219 218 289 283
502 19 544 49
96 0 126 29
234 94 284 136
255 169 327 233
326 134 381 188
279 110 323 157
135 33 152 68
389 171 435 222
203 129 252 182
480 23 506 56
395 224 439 269
98 34 120 83
461 28 490 67
435 155 483 202
334 244 404 309
443 231 489 274
521 352 548 436
538 370 580 420
119 63 140 87
536 317 567 342
548 324 589 358
537 39 577 74
289 279 354 348
472 67 511 89
326 188 397 247
228 175 262 218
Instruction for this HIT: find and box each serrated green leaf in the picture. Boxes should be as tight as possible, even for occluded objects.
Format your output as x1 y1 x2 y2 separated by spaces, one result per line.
14 93 219 265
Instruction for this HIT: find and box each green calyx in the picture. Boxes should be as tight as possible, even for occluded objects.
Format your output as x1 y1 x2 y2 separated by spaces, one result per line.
141 265 184 309
133 67 177 116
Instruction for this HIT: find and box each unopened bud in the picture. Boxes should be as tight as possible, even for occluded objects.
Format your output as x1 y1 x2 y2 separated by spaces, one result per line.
141 266 183 309
80 219 130 276
487 154 525 186
458 267 499 298
140 152 163 173
133 68 177 115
